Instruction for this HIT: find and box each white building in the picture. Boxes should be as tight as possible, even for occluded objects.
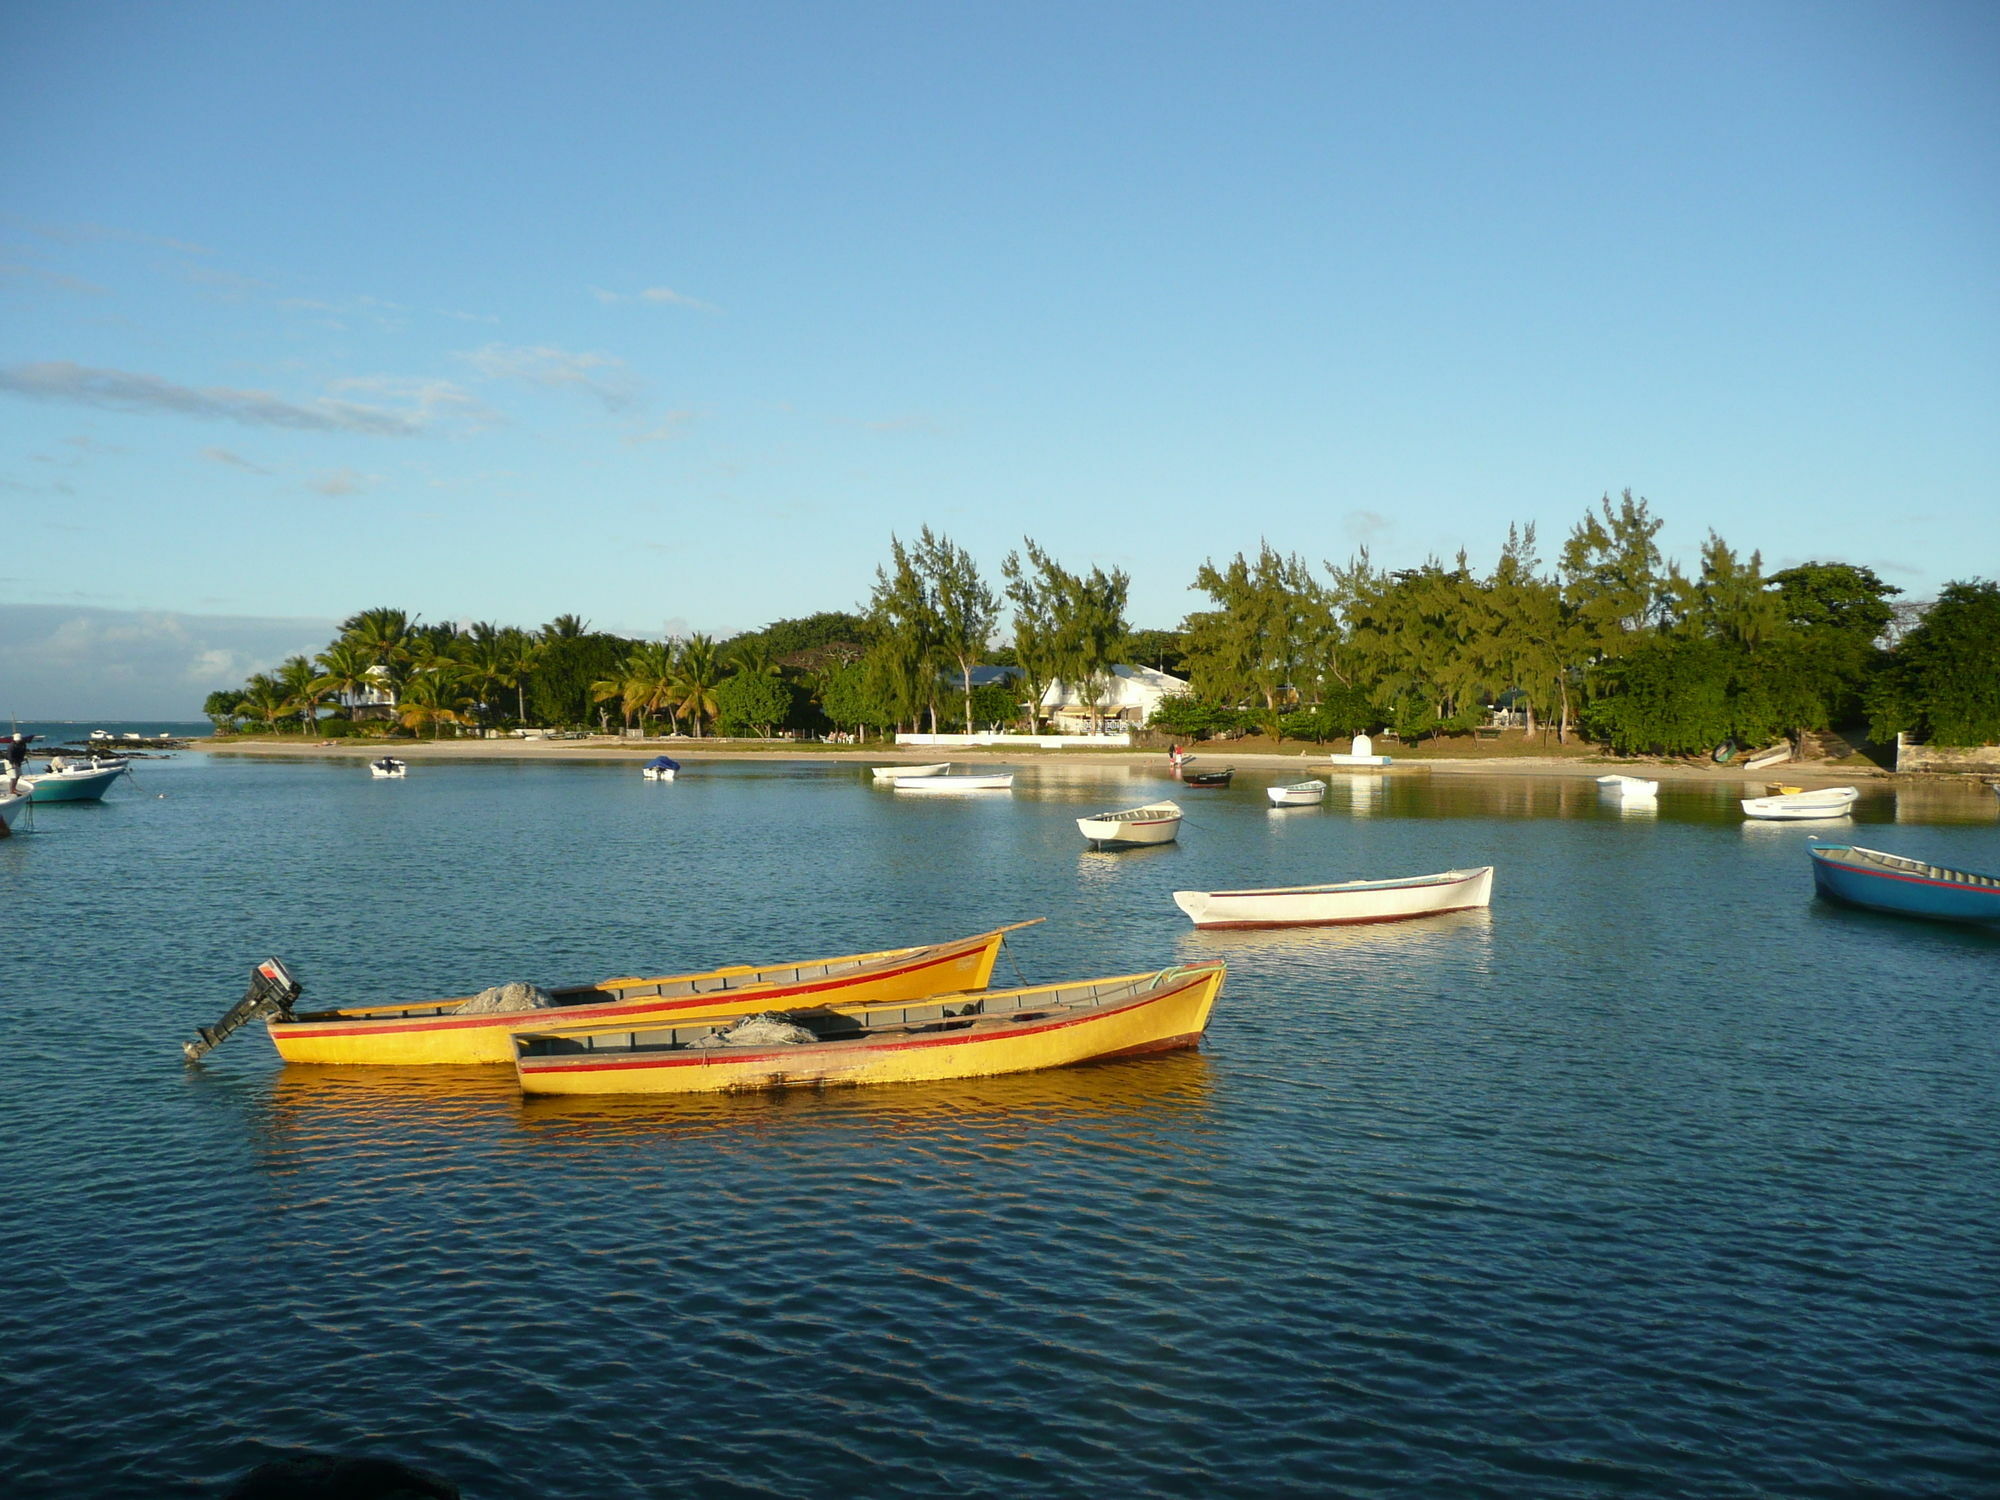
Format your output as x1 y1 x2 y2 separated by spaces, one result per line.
1040 664 1190 730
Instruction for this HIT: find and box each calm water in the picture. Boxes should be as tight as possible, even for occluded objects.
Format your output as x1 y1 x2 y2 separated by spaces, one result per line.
5 756 1997 1498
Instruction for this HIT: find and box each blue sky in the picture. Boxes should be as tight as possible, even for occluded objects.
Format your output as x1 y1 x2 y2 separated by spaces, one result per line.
2 2 1995 715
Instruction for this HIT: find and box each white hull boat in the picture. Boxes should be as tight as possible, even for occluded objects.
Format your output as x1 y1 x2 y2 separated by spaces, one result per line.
1741 744 1793 771
1327 733 1392 767
1741 786 1857 821
1077 800 1183 848
641 755 681 781
1267 780 1328 807
871 762 951 781
1595 774 1658 801
0 789 26 834
642 767 676 781
369 758 408 779
894 772 1015 793
1174 865 1494 929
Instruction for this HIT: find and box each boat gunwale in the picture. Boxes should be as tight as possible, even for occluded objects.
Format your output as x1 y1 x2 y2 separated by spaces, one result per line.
1195 865 1491 901
1810 843 2000 891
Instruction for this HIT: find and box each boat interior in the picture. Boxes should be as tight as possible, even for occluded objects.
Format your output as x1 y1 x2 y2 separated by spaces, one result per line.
1818 846 1999 887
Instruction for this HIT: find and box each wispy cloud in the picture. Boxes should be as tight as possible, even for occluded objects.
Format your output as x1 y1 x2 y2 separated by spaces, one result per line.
0 262 109 296
627 410 699 445
201 447 272 474
20 219 213 256
307 466 376 496
460 342 639 411
1344 510 1391 545
590 284 720 313
0 361 490 437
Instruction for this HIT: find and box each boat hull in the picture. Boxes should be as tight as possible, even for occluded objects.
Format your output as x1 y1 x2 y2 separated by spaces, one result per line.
1077 802 1182 847
23 764 127 802
871 762 950 780
1267 781 1327 806
514 964 1225 1096
1175 865 1494 929
1742 788 1856 820
0 792 24 833
894 774 1014 792
1810 845 2000 925
264 927 1022 1065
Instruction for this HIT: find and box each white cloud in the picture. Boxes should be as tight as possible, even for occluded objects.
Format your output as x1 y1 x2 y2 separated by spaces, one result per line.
201 447 272 474
590 284 720 312
307 466 377 497
627 410 698 444
0 262 108 296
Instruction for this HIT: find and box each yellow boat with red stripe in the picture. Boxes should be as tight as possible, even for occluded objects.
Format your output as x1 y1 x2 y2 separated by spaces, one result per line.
511 961 1226 1096
263 923 1036 1066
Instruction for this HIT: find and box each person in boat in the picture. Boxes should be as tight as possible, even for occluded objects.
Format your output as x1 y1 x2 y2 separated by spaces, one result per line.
3 734 25 790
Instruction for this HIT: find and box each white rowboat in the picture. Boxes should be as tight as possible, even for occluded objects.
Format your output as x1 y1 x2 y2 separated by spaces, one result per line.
1174 865 1494 929
871 762 951 781
1595 774 1658 800
1742 786 1857 821
1741 744 1793 771
894 772 1015 793
1077 800 1183 848
369 758 408 779
1267 780 1328 807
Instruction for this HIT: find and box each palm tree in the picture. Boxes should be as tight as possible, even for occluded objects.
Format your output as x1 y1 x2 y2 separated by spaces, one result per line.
541 613 589 642
396 666 474 738
276 655 324 736
238 673 287 731
342 607 414 669
313 640 376 721
667 634 726 737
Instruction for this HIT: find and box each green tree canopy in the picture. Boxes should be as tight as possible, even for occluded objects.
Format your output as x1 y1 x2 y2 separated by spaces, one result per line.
1867 580 2000 746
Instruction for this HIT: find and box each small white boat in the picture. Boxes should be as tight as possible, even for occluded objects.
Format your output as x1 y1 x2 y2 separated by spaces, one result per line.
1077 799 1183 848
641 755 680 781
0 788 26 835
870 762 950 781
1741 743 1793 772
369 757 408 779
1741 786 1857 821
1327 732 1393 767
894 772 1015 793
1175 865 1494 929
1267 780 1328 807
1595 774 1658 801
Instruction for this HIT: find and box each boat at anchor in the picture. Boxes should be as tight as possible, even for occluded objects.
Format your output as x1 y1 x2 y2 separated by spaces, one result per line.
512 962 1227 1096
1808 843 2000 926
1076 800 1183 848
182 922 1041 1065
1174 866 1494 929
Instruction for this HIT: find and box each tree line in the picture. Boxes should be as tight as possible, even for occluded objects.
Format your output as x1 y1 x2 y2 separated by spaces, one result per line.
203 497 1999 750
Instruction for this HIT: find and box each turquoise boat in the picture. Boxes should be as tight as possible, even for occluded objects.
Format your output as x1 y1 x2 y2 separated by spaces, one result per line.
1809 843 2000 927
23 760 129 803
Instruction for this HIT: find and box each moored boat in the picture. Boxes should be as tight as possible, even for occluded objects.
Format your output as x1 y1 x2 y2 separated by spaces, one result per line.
894 772 1015 792
0 788 26 835
1741 743 1794 772
1595 774 1658 801
870 762 950 781
1077 799 1183 848
183 923 1040 1065
1808 843 2000 926
1741 786 1857 821
1267 780 1327 807
641 755 680 781
1174 865 1494 928
512 961 1227 1096
369 757 408 779
1180 767 1233 788
22 758 129 803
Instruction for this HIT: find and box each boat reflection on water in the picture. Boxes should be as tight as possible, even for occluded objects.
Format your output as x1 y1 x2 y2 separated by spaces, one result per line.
1329 773 1388 818
255 1047 1217 1141
1176 905 1495 987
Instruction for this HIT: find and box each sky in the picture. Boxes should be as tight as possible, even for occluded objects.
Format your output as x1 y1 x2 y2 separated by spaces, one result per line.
2 1 1995 716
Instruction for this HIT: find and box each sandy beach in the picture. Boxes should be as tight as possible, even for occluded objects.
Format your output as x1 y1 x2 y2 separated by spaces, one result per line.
191 734 1897 787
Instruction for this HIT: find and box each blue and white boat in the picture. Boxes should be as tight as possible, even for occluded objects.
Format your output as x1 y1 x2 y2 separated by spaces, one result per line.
642 755 681 781
22 758 129 803
1808 843 2000 927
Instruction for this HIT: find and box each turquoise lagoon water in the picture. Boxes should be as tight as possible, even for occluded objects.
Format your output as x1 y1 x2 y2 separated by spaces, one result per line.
3 755 1996 1497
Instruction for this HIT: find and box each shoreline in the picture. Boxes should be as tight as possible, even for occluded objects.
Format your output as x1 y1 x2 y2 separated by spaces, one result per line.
188 735 1905 787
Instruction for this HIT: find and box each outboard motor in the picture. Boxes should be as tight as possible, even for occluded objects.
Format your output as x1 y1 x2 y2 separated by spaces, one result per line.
182 959 302 1062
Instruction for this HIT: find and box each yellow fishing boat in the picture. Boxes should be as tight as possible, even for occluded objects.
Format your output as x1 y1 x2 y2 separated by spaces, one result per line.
511 962 1226 1096
183 924 1037 1066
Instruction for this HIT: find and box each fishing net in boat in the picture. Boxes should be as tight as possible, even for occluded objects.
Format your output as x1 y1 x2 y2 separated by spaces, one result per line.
457 981 557 1015
690 1011 817 1047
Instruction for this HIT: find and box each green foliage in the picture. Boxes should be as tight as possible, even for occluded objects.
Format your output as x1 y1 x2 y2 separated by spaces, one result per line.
1121 628 1187 676
820 662 898 732
1275 684 1379 742
1867 580 2000 745
1002 538 1131 731
1183 544 1333 712
1147 693 1249 739
733 612 877 662
202 690 244 730
529 633 628 726
1770 562 1899 642
714 671 798 736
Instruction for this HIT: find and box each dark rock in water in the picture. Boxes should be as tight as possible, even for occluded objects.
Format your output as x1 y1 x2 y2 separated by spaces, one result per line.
221 1451 459 1499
